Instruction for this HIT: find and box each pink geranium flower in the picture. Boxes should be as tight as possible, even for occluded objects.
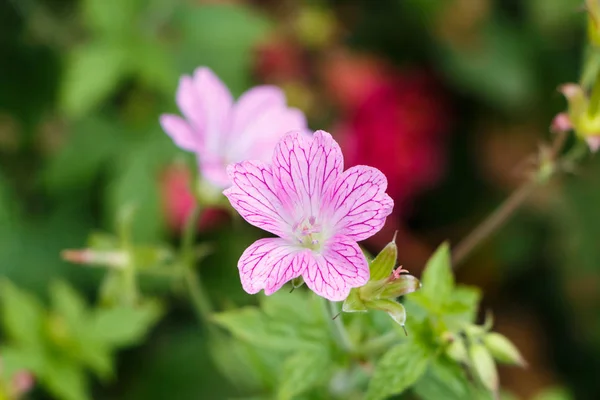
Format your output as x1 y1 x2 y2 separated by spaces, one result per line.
224 130 393 301
160 67 307 188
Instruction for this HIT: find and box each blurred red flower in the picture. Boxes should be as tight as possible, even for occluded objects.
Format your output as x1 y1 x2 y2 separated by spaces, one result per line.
324 52 450 216
159 164 228 233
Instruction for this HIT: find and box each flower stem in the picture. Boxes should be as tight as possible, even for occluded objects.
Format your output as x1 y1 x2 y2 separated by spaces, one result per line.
452 131 569 268
356 331 400 357
181 204 213 322
452 180 538 267
322 299 354 353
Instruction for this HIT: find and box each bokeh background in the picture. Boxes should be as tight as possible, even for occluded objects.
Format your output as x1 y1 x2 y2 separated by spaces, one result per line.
0 0 598 399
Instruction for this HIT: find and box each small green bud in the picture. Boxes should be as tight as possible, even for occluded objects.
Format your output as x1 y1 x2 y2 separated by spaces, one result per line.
445 336 469 364
484 332 527 367
369 233 398 281
469 342 499 392
61 249 128 269
364 299 406 329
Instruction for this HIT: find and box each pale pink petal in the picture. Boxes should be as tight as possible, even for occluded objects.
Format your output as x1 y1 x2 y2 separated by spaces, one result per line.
272 130 343 220
238 238 309 295
176 76 204 130
199 157 230 189
228 106 308 162
159 114 197 151
231 85 287 133
302 235 369 301
587 136 600 152
326 165 394 241
193 67 234 154
223 161 293 237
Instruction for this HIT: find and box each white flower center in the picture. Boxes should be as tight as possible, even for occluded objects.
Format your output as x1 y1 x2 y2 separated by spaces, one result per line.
293 216 323 251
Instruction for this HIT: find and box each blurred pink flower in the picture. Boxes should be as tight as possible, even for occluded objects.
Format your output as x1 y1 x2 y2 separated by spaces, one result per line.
324 54 449 215
160 67 307 188
159 164 228 232
0 356 34 399
224 130 393 300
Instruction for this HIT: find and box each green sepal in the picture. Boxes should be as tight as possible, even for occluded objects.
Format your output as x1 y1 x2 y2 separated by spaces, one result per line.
364 299 406 328
342 288 367 313
379 275 421 299
369 235 398 281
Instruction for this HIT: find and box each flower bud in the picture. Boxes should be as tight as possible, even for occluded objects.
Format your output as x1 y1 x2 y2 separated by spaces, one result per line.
61 249 128 269
11 371 34 399
445 336 469 364
369 232 398 281
483 332 527 367
587 136 600 152
550 113 572 133
469 342 499 392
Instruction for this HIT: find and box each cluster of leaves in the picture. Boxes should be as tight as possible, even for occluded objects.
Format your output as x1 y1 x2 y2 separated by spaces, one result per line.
0 280 161 400
211 243 524 400
212 291 338 400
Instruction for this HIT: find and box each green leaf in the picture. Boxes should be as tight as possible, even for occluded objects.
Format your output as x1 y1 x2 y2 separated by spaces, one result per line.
366 340 431 400
438 20 537 111
61 42 129 117
213 307 324 351
76 342 113 380
82 0 142 38
442 285 482 328
214 292 329 352
49 280 88 329
208 333 282 392
277 350 331 400
43 358 90 400
43 117 123 191
416 242 454 310
174 4 271 95
0 280 45 348
88 301 162 347
413 357 472 400
0 346 46 379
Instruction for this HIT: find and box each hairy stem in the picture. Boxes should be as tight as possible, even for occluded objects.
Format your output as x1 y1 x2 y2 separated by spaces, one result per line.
181 204 213 322
356 330 400 357
322 299 354 352
452 131 569 268
452 181 538 267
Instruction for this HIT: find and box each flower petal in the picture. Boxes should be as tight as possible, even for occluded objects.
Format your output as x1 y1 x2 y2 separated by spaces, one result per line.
231 85 287 133
176 76 204 130
302 235 369 301
160 114 197 151
238 238 309 295
229 105 308 163
223 160 293 237
193 67 233 154
272 130 343 220
326 165 394 241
